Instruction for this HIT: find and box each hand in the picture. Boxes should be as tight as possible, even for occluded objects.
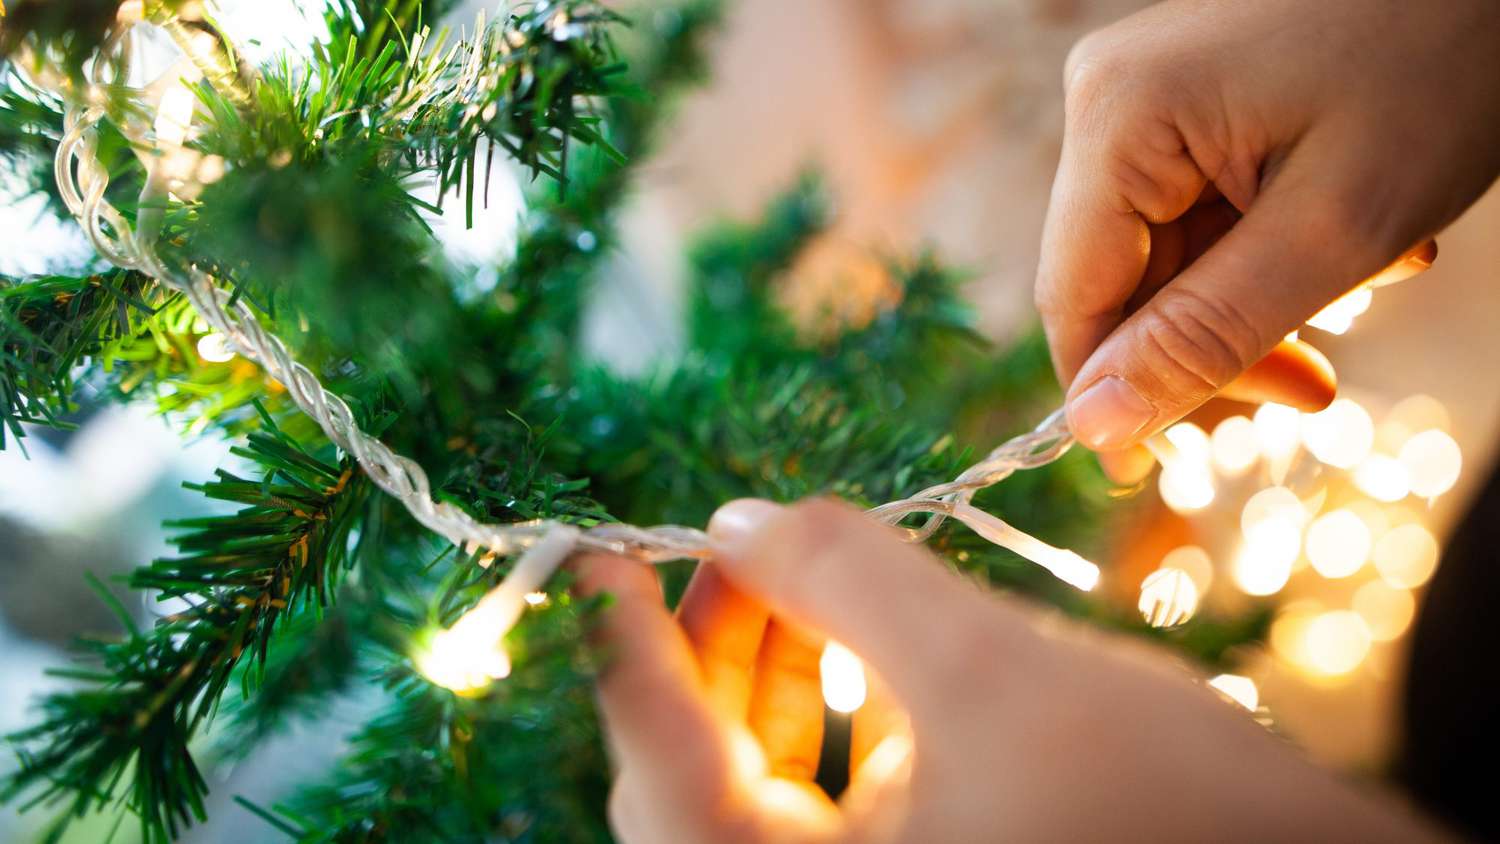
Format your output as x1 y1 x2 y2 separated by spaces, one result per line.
579 498 1447 842
1036 0 1500 460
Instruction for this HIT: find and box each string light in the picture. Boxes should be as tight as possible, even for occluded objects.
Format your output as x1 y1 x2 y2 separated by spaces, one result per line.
1399 429 1462 499
1253 403 1302 461
1352 580 1416 641
1300 399 1374 469
1208 674 1259 711
1138 567 1199 628
1373 524 1439 589
1150 427 1216 514
1354 455 1410 502
1210 415 1260 477
1232 518 1300 596
1304 509 1372 579
820 641 867 714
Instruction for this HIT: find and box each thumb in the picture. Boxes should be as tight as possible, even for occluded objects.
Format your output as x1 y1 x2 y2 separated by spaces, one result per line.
1064 146 1417 451
707 497 1037 720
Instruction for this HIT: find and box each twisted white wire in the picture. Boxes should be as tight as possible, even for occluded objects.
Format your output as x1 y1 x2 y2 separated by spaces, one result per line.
36 22 1085 602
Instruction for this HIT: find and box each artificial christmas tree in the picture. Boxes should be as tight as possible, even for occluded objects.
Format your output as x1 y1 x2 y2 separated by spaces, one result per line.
0 2 1271 841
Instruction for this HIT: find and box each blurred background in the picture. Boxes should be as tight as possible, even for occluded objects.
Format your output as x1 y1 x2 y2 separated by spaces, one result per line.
3 0 1497 839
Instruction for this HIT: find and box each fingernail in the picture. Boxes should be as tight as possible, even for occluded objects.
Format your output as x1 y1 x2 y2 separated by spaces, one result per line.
1068 376 1155 450
708 498 781 550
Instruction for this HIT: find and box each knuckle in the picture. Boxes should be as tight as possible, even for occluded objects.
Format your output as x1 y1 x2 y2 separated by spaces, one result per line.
1135 290 1263 394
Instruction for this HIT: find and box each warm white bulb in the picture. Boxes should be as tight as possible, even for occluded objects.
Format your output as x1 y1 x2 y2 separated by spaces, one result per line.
1138 567 1200 628
1253 403 1302 460
1240 486 1307 536
1211 416 1260 477
1158 462 1216 513
820 641 867 714
1354 455 1411 502
414 615 512 695
196 332 236 363
1208 674 1259 711
1305 509 1372 579
1373 524 1439 589
1399 429 1462 499
1233 518 1300 596
1300 399 1374 469
524 591 549 607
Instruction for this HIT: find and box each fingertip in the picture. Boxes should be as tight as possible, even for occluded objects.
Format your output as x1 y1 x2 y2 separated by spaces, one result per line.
708 498 783 551
1220 340 1336 412
572 552 660 603
1098 445 1156 485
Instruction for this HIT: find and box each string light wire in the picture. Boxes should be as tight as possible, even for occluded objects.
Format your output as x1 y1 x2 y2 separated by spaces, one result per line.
23 11 1094 688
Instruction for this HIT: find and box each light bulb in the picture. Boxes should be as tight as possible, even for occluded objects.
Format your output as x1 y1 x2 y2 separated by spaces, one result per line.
1211 415 1259 476
196 332 235 363
820 641 867 714
1354 455 1410 502
1305 509 1372 579
524 591 549 607
1158 462 1216 513
1208 674 1259 711
1138 567 1200 628
1233 518 1300 596
154 81 198 148
1399 429 1461 499
414 614 512 696
1300 399 1374 469
1253 403 1302 461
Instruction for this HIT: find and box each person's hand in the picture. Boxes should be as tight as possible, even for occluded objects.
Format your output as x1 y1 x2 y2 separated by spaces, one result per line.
578 498 1447 842
1036 0 1500 465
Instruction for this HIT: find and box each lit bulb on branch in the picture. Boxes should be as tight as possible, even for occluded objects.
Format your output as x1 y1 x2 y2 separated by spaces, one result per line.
196 332 236 363
415 526 579 694
820 641 867 714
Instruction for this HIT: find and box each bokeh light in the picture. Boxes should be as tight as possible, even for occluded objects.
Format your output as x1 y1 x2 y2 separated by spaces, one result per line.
1354 455 1411 502
1208 674 1259 711
1160 545 1214 595
1211 415 1260 476
1304 509 1372 579
1378 394 1451 452
1373 524 1439 589
1138 567 1200 628
1302 611 1372 677
1399 429 1462 499
1233 519 1300 596
1300 399 1374 469
1253 402 1302 461
1305 286 1373 335
1241 486 1308 536
1353 580 1417 641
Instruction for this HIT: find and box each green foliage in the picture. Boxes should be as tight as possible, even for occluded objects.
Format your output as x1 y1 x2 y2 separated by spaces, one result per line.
0 0 122 68
0 271 159 448
3 421 370 844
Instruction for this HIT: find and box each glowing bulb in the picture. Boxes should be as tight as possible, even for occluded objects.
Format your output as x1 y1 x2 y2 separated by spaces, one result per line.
414 616 513 696
820 641 867 714
1138 567 1199 628
154 81 198 148
1157 462 1216 513
1399 429 1462 499
1352 580 1416 641
524 591 549 607
1164 422 1211 462
1211 416 1260 476
1300 399 1374 469
1253 403 1302 461
1304 509 1372 579
1305 286 1373 335
1302 610 1371 676
1373 524 1439 588
196 332 235 363
1208 674 1259 711
952 502 1100 591
1160 545 1214 594
1354 455 1410 502
1241 486 1308 536
1233 518 1300 596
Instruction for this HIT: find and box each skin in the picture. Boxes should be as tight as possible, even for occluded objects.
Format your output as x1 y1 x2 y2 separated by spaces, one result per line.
579 499 1449 842
1037 0 1500 472
581 1 1500 839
